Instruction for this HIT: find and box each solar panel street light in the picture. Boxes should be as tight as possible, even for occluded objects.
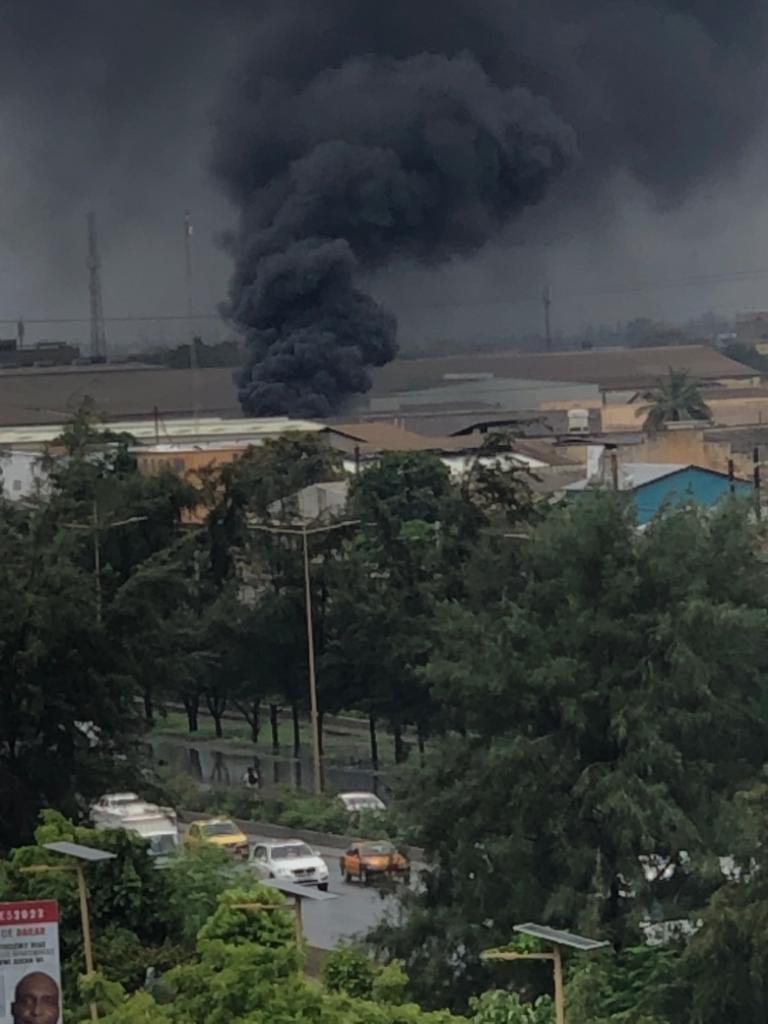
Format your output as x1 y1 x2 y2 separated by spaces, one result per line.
261 878 338 902
232 879 339 948
42 841 116 863
25 841 117 1020
513 923 608 951
482 922 608 1024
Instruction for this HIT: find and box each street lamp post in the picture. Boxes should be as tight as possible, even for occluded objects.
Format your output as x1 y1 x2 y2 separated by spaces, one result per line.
20 841 116 1021
482 923 608 1024
250 518 359 795
231 877 336 960
301 525 321 797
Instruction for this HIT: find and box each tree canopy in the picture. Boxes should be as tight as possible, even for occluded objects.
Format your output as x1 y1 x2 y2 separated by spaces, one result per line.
374 494 768 1010
5 403 768 1022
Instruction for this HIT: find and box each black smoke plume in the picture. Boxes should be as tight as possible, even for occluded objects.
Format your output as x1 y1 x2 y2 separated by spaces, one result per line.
217 53 574 417
0 3 766 398
213 0 768 416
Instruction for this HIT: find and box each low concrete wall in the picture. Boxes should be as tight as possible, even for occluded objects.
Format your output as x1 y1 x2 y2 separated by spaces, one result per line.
179 809 424 861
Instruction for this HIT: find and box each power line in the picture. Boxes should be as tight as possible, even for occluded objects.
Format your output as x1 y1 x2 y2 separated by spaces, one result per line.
3 261 768 330
0 313 223 326
396 265 768 312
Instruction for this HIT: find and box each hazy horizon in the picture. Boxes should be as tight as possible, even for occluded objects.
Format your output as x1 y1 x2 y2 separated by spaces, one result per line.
2 3 768 365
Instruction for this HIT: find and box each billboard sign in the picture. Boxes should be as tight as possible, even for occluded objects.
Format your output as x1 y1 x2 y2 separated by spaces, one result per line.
0 901 61 1024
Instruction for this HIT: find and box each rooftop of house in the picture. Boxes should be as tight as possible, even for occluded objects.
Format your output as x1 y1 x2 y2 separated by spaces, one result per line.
565 461 744 493
330 421 459 452
331 420 578 467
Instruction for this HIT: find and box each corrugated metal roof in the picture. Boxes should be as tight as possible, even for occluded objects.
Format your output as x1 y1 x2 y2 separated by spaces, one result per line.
565 463 689 492
369 345 755 396
0 365 241 425
0 416 325 448
331 422 447 450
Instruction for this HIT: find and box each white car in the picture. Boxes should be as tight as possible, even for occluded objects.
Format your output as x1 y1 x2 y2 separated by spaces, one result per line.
250 840 329 891
337 791 386 814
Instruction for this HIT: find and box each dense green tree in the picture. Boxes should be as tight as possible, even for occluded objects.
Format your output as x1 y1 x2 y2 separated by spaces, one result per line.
41 402 197 599
0 504 142 850
660 777 768 1024
324 449 533 763
0 811 234 1015
375 495 768 1009
563 946 678 1024
87 886 462 1024
203 433 343 580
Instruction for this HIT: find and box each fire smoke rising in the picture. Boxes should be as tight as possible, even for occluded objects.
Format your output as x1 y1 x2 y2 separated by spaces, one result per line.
217 53 574 416
213 0 768 417
0 2 767 411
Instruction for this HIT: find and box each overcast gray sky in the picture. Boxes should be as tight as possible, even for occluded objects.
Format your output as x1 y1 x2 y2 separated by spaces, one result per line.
1 1 767 352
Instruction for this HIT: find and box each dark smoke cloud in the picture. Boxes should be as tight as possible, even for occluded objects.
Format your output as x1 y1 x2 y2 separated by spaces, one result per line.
219 53 574 416
214 0 768 415
0 2 766 383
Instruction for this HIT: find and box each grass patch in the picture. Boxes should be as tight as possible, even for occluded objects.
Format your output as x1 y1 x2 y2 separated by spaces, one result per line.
153 711 252 743
150 708 404 768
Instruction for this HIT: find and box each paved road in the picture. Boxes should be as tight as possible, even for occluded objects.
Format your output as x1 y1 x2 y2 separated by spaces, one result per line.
245 830 402 949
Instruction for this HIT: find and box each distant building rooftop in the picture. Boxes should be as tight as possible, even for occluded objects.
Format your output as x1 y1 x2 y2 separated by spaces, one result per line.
0 416 325 450
368 345 756 398
0 364 241 426
330 421 474 453
565 463 689 492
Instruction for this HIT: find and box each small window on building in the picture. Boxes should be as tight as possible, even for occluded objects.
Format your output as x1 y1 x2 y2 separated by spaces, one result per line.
173 458 186 472
12 479 21 492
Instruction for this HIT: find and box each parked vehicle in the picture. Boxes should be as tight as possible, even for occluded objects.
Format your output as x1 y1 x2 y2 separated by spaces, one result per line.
337 791 386 814
91 793 179 859
340 840 410 885
185 817 249 857
90 792 145 824
250 839 329 891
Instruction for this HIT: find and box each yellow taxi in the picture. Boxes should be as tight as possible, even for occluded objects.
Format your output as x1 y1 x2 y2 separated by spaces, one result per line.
185 817 249 857
340 839 410 884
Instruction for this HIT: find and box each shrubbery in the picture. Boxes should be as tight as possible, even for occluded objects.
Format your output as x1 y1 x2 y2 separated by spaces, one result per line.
155 769 405 841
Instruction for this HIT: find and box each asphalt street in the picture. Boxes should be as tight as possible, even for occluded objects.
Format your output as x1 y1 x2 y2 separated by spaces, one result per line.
245 830 402 949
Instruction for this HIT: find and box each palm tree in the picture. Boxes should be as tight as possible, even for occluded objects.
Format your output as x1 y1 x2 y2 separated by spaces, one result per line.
636 368 711 432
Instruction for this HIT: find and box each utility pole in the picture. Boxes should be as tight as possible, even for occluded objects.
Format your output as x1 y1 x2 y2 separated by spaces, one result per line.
754 447 762 521
184 211 200 434
87 212 107 361
250 518 360 795
302 525 321 797
542 284 552 353
610 448 619 491
63 503 147 624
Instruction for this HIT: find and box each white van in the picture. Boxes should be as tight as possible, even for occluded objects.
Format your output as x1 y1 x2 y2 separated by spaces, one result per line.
91 793 179 859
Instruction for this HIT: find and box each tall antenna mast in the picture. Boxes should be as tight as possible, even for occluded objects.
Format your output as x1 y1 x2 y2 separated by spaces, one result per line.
542 284 552 353
87 212 107 361
183 211 200 433
184 210 194 323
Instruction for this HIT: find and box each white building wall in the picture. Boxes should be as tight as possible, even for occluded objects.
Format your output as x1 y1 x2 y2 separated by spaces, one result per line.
0 450 49 500
343 452 546 478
